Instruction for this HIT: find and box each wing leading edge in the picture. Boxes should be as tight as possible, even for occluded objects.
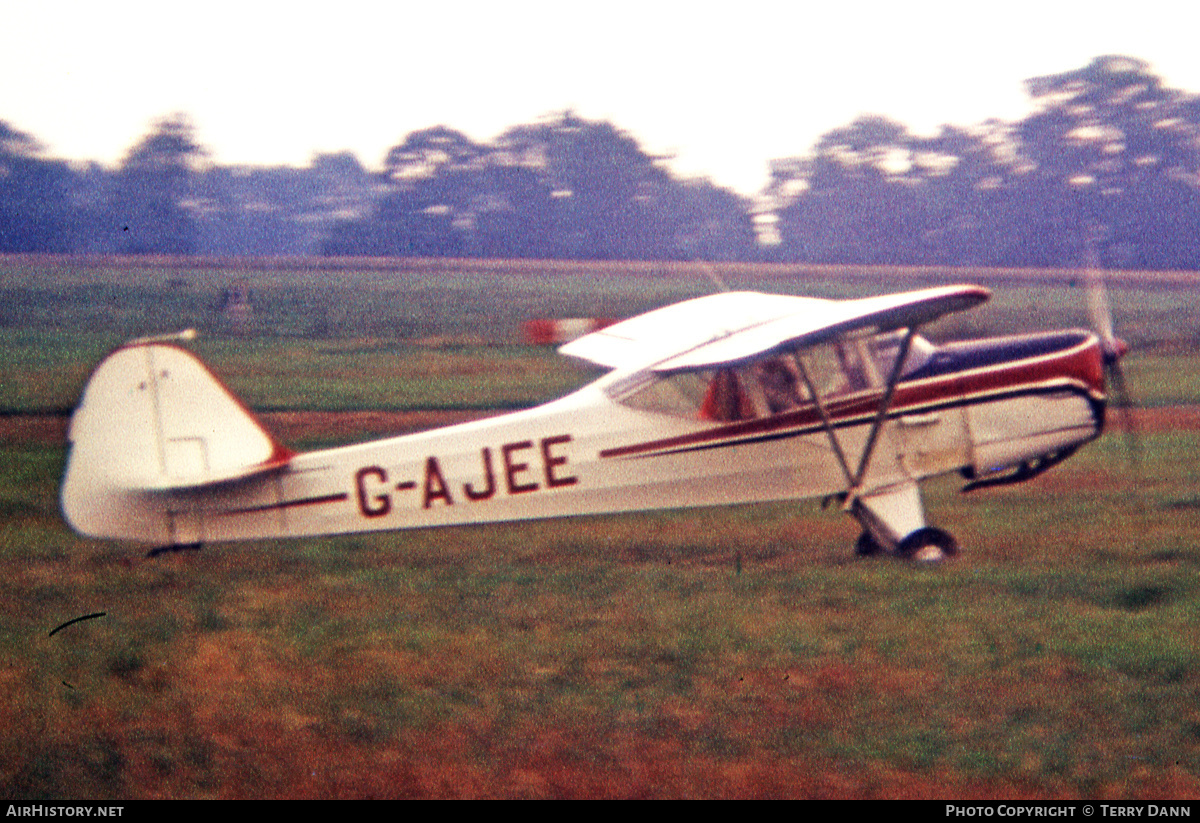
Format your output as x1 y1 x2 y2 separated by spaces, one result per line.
559 291 831 371
560 285 989 373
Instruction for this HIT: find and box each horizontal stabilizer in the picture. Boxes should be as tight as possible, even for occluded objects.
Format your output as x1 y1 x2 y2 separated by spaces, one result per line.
140 453 292 491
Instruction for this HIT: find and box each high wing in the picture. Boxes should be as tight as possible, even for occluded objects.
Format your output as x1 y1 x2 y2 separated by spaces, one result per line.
559 291 830 370
560 285 990 373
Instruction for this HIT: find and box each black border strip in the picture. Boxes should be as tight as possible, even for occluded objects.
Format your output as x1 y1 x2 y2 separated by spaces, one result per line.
219 492 349 516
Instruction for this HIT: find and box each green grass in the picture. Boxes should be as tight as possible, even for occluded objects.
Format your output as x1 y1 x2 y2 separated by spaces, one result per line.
2 430 1199 798
1 260 1199 413
3 258 1200 797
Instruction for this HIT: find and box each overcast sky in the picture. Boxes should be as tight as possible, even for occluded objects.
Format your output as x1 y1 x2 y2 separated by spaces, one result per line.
4 0 1199 194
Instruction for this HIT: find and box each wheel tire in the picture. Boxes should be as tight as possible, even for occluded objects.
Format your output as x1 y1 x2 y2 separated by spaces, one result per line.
854 531 885 556
896 527 959 563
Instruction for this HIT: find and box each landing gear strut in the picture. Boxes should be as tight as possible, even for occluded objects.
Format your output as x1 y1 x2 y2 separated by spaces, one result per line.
854 531 885 556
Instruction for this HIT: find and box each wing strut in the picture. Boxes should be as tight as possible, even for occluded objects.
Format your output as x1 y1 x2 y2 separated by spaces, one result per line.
794 327 916 505
851 327 917 490
792 353 856 489
794 327 923 551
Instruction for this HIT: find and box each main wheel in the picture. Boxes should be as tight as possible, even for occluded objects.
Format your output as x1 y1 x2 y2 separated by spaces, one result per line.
895 527 959 563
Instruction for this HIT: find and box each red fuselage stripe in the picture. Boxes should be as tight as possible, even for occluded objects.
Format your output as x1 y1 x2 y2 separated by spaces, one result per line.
600 337 1104 460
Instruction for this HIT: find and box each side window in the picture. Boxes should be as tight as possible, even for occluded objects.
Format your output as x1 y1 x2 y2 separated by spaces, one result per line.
612 331 927 422
614 370 713 419
796 331 933 399
615 359 810 422
790 342 870 401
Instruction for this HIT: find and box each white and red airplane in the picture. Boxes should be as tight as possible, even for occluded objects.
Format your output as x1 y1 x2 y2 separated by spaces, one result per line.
60 283 1125 562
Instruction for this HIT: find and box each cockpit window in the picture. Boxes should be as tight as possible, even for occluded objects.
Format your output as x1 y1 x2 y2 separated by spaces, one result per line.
611 330 935 422
872 330 935 379
615 369 714 419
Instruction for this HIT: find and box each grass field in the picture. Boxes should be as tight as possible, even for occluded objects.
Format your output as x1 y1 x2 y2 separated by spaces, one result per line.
1 257 1198 798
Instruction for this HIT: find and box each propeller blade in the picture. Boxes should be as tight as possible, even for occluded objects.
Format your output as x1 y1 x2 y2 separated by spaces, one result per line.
1105 356 1141 472
1087 269 1116 353
1084 231 1123 361
1082 236 1142 475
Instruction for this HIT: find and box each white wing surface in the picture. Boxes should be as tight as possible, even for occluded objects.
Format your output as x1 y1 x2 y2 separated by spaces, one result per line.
558 291 831 370
560 285 990 373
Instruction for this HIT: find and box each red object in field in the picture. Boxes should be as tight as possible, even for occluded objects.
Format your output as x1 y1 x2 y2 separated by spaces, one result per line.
522 317 617 345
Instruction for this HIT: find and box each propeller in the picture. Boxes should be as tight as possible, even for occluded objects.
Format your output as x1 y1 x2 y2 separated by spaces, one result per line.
1084 237 1140 468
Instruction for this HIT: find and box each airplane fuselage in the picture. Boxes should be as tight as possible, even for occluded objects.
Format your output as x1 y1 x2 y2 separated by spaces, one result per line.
67 328 1106 547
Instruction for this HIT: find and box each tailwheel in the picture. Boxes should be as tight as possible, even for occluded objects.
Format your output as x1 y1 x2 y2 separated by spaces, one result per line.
896 527 959 563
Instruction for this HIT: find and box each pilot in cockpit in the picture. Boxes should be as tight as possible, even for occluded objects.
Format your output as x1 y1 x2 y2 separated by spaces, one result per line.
754 356 805 414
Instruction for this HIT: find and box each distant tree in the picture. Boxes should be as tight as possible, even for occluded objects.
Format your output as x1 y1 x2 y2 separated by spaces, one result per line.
383 125 485 181
766 56 1200 269
354 126 486 256
664 178 759 262
1013 55 1200 268
309 152 373 214
0 121 74 252
65 161 118 254
492 111 755 260
905 122 1029 265
110 113 206 254
470 163 557 258
496 112 671 259
194 165 301 256
192 152 377 256
769 116 930 263
325 114 754 261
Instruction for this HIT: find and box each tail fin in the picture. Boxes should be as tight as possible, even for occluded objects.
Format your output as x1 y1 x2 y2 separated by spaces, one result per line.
61 343 292 542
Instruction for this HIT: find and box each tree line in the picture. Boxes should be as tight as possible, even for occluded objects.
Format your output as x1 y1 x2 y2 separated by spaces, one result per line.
3 56 1200 269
